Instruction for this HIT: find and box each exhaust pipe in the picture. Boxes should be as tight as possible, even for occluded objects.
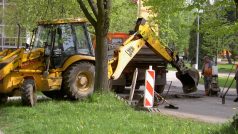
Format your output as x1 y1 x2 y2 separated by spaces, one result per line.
176 68 200 93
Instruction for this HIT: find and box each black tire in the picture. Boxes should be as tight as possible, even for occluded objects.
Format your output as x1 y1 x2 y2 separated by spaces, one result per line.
0 94 8 104
21 79 37 106
112 85 125 93
154 85 165 94
63 62 95 100
42 90 65 100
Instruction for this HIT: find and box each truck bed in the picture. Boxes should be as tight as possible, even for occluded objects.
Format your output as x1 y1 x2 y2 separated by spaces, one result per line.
109 46 166 64
132 46 166 63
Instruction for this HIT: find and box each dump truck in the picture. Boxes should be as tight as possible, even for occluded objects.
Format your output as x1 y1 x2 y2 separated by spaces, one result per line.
0 18 199 106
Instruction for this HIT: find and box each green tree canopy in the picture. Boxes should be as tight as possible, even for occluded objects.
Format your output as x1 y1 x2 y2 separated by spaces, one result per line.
188 0 238 65
143 0 195 53
6 0 137 33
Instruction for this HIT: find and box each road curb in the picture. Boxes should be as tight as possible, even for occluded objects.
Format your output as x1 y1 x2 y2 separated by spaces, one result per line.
115 93 161 112
159 109 229 124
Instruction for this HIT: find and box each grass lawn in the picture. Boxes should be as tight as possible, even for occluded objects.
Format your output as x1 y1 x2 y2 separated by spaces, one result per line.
0 93 236 134
168 63 235 73
218 64 236 73
218 77 236 89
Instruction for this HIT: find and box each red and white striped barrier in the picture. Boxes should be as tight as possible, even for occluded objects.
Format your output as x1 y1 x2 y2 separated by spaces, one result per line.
144 66 155 108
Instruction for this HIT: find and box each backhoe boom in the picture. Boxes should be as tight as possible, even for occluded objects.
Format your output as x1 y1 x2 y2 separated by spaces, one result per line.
108 18 199 93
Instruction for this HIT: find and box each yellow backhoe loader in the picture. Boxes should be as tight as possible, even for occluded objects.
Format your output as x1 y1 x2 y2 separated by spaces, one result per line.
0 18 199 106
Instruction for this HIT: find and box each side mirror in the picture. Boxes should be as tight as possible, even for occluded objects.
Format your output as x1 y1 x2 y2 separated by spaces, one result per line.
44 42 52 56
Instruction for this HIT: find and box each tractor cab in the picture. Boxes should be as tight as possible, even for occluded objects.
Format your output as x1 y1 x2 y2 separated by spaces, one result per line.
32 18 94 68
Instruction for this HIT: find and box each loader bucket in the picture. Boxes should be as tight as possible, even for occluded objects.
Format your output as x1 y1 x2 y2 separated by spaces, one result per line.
176 68 200 93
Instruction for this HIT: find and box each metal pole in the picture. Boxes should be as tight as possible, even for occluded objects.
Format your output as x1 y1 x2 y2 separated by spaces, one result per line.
17 23 21 48
1 0 4 50
195 12 200 69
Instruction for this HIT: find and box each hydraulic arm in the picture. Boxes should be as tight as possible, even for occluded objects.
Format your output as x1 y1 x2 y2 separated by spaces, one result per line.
108 18 199 93
0 48 24 80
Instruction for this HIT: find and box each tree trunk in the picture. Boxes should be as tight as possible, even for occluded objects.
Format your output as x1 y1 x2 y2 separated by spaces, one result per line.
235 0 238 19
93 0 111 92
94 29 109 91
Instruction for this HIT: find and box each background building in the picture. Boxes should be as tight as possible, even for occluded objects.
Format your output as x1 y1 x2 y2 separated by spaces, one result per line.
0 0 26 50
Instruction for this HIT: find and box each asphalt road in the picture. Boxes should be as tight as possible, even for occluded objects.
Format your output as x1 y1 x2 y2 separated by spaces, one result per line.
155 71 238 123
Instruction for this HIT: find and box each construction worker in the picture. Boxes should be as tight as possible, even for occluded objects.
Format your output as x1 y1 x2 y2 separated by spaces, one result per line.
234 64 238 102
201 56 213 96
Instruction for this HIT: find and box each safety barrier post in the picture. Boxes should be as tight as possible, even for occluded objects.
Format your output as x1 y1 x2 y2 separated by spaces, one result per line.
144 65 155 108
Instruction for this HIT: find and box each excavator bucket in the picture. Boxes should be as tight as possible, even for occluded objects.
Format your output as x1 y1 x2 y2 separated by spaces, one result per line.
176 68 200 93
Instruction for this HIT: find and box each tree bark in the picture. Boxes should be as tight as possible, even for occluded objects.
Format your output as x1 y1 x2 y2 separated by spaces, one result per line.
94 0 111 91
95 29 109 91
77 0 96 27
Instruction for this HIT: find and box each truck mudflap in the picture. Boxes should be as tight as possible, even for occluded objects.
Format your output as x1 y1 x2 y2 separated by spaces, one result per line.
176 68 200 93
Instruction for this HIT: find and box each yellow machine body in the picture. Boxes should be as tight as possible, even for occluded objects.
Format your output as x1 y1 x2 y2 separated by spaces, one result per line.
0 47 95 94
0 18 95 96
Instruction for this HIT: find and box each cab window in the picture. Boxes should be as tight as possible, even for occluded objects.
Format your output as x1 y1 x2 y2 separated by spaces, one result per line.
60 24 75 55
73 24 91 55
33 26 51 48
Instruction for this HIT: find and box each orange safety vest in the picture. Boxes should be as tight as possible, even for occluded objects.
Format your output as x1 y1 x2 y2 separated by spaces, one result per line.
203 62 212 76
